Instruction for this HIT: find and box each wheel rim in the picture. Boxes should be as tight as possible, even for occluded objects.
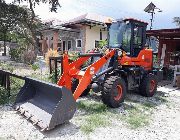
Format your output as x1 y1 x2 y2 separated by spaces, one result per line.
149 80 155 93
114 85 123 101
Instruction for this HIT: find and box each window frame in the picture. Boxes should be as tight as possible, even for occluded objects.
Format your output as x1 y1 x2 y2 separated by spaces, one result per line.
67 40 72 50
62 40 66 51
76 39 82 48
95 40 99 48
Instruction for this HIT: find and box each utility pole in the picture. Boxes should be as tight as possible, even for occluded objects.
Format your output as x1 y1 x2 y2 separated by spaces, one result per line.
144 2 162 30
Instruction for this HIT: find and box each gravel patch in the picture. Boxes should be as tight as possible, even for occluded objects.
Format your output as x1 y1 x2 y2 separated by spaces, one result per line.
0 82 180 140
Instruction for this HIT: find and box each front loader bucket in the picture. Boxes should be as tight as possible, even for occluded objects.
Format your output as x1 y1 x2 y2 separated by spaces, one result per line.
14 77 76 131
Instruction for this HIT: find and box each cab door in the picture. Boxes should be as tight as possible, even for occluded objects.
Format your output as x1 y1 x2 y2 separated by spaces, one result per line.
131 24 144 57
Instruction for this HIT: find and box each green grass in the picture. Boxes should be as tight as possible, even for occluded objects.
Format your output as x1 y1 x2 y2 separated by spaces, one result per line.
0 62 14 72
121 92 170 129
0 77 25 105
143 101 156 108
31 73 51 83
80 114 110 134
155 96 168 103
119 102 154 129
0 87 9 105
77 100 108 113
9 77 25 103
77 99 154 133
124 108 150 129
77 100 110 134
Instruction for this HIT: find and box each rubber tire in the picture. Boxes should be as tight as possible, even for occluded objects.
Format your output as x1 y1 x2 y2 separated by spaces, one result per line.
72 79 90 97
102 76 126 108
139 73 157 97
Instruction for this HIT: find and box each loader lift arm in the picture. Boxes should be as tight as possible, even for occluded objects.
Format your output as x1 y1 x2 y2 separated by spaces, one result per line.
57 50 116 100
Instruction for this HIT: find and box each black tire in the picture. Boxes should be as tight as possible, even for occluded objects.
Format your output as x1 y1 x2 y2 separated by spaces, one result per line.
72 79 90 97
139 73 157 97
102 76 126 108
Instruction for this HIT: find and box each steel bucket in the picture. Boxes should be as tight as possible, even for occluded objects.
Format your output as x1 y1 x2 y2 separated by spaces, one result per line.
14 77 76 131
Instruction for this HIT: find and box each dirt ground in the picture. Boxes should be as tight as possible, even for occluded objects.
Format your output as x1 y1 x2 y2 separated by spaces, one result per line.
0 81 180 140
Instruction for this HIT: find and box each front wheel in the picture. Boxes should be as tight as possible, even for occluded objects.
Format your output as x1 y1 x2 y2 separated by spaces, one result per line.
102 76 126 108
139 73 157 97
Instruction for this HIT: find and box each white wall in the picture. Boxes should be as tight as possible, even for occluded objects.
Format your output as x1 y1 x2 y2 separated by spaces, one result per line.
85 26 107 52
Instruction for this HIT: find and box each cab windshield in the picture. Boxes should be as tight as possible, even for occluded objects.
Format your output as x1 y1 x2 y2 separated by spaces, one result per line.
108 21 131 53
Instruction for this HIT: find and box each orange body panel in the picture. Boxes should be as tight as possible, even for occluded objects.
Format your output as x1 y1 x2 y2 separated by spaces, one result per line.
57 55 90 89
119 48 153 70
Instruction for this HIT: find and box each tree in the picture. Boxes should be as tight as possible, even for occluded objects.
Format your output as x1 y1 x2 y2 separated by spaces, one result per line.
16 7 44 53
1 0 61 56
0 1 28 55
15 0 61 55
0 1 44 56
173 17 180 27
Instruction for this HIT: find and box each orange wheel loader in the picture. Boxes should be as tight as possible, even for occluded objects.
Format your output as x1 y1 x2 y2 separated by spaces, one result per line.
14 18 158 131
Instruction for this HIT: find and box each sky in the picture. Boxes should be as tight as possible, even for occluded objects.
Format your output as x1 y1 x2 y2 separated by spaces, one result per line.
6 0 180 29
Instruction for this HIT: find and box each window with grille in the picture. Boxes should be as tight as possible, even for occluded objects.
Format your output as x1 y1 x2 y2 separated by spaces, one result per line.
76 39 82 48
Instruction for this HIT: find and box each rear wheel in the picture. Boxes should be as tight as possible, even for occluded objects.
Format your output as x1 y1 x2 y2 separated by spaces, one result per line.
102 76 126 108
139 73 157 97
72 79 90 97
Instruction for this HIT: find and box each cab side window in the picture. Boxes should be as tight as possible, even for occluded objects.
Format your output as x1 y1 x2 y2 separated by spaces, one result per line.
133 26 143 47
132 25 144 57
122 24 131 53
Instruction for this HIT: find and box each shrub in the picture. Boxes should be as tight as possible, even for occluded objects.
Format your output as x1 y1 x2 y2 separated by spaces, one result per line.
9 47 24 61
153 55 161 68
98 40 107 49
45 49 59 65
49 68 61 83
0 87 9 105
0 77 25 105
31 63 39 71
23 50 36 64
9 48 19 60
68 51 79 61
0 62 14 72
9 77 25 103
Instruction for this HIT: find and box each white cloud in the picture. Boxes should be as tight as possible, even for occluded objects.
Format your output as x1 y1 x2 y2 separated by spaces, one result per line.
34 0 86 21
4 0 180 28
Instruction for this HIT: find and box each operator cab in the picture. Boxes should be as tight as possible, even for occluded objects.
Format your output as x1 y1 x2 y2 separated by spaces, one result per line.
108 18 148 57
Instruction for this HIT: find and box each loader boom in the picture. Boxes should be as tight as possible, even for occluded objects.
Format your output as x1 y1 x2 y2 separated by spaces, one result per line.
57 50 116 100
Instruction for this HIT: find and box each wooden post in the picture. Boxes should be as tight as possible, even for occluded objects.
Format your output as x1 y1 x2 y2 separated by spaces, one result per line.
53 31 58 51
0 71 11 97
49 58 52 74
54 58 58 83
60 59 63 76
49 56 63 83
6 74 10 97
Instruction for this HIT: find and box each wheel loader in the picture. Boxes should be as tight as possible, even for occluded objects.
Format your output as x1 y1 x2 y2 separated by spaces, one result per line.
14 18 158 131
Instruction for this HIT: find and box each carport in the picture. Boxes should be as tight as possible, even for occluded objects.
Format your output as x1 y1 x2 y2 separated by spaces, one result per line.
147 28 180 67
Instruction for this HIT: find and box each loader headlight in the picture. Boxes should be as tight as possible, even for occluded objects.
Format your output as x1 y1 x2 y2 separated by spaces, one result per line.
118 50 123 56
